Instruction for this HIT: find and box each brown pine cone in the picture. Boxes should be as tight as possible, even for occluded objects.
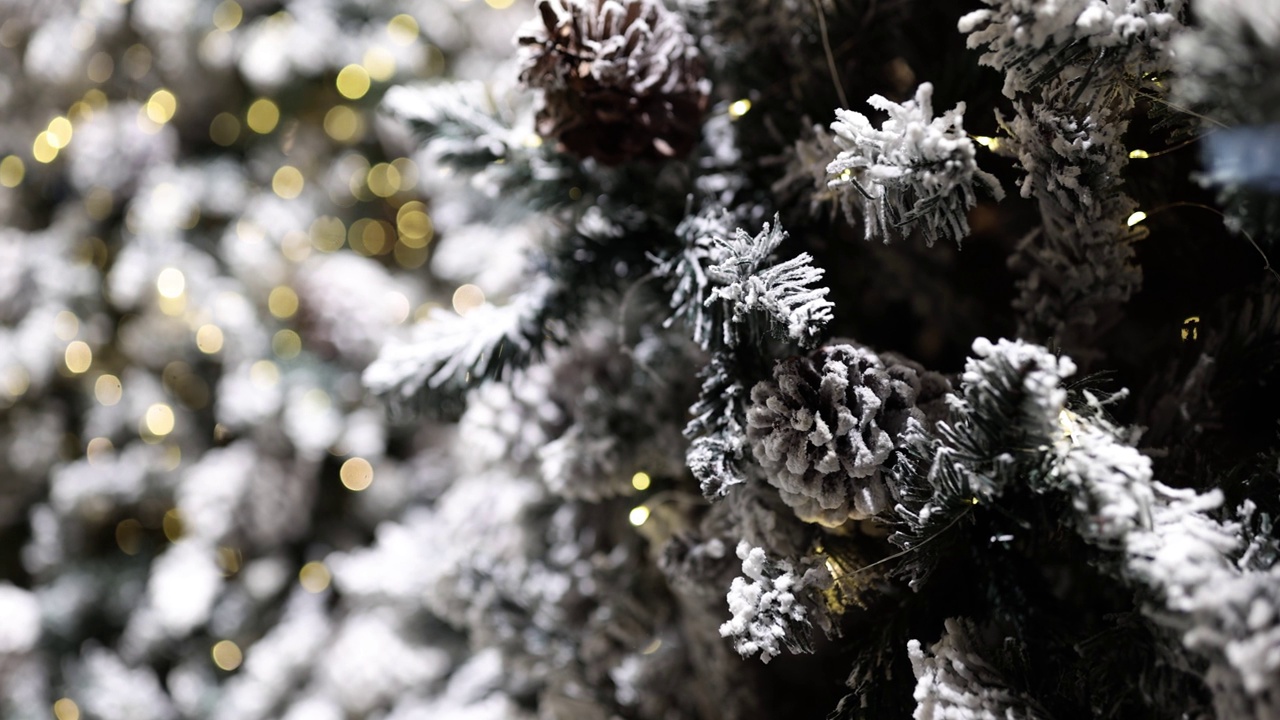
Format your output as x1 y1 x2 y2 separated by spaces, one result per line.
516 0 710 165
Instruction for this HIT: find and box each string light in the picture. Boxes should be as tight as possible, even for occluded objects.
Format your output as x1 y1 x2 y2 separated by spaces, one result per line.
246 98 279 134
0 155 23 187
336 64 371 100
145 403 176 436
299 561 331 592
452 284 486 316
212 0 243 31
272 165 304 199
268 286 299 318
162 508 184 541
53 698 80 720
628 505 651 526
1128 149 1150 159
211 640 243 671
145 89 177 124
387 14 419 44
340 457 373 491
1182 316 1200 341
1126 211 1147 227
64 341 92 374
94 374 123 405
631 472 651 491
196 324 224 354
157 267 186 298
727 99 751 119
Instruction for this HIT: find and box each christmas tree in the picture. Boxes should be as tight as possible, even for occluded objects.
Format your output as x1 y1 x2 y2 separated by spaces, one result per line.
4 0 1280 717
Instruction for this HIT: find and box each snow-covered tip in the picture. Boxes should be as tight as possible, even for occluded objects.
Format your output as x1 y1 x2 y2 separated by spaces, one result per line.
718 541 811 663
827 83 1002 246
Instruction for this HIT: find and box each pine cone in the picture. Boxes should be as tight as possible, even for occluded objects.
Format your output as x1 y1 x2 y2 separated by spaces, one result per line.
516 0 709 165
746 345 935 526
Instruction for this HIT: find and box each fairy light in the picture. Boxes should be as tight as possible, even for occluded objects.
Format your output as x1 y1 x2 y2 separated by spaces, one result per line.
396 202 433 248
145 403 176 436
156 267 185 298
212 0 243 31
162 508 184 541
973 135 1001 151
628 505 651 526
323 105 361 142
452 284 486 316
46 117 73 149
32 132 58 163
209 112 240 146
145 89 177 124
211 640 243 671
1182 316 1200 341
336 64 371 100
246 98 279 134
196 324 224 354
387 14 419 44
53 310 79 341
1128 149 1150 159
1126 211 1147 227
53 698 80 720
272 166 304 199
0 155 24 187
267 286 299 318
631 472 651 491
339 457 373 491
272 329 301 359
64 341 92 374
363 47 396 82
94 374 123 405
727 98 751 119
299 561 331 592
86 437 113 465
249 360 280 388
366 162 401 197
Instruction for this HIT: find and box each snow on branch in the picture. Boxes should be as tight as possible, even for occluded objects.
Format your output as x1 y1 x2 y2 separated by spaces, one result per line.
684 352 749 497
383 81 577 209
719 541 812 663
909 618 1046 720
827 83 1003 246
705 214 834 348
363 277 557 418
655 208 833 350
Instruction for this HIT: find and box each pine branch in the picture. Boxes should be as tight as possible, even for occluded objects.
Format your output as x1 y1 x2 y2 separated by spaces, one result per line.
364 211 634 419
826 83 1004 246
684 351 749 498
382 81 581 212
705 214 834 349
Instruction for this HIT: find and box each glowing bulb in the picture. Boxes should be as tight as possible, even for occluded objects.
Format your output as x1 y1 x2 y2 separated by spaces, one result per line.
145 403 176 436
157 267 185 298
299 561 331 592
1128 149 1150 159
272 165 304 199
0 155 24 187
196 324 224 354
336 64 371 100
1126 211 1147 227
65 341 92 374
211 640 243 671
727 99 751 119
246 98 279 134
628 505 650 526
53 698 80 720
340 457 374 491
387 14 419 44
94 374 123 405
631 472 651 491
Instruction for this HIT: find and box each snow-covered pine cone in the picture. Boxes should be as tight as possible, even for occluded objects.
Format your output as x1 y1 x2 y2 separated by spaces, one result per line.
516 0 709 165
746 344 937 526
